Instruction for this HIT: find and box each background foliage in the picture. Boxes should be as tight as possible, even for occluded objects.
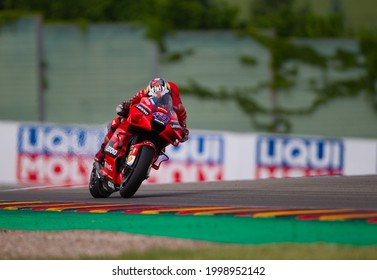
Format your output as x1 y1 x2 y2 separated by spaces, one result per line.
1 0 376 133
0 0 238 52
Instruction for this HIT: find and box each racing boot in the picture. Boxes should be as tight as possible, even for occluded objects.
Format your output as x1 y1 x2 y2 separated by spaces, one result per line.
94 117 122 163
94 146 105 164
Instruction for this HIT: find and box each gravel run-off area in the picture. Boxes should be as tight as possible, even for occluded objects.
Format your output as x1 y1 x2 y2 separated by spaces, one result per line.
0 229 213 259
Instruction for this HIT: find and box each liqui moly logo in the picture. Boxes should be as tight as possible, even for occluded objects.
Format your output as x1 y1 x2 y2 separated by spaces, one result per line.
167 133 224 164
17 124 105 184
18 125 104 155
256 136 344 179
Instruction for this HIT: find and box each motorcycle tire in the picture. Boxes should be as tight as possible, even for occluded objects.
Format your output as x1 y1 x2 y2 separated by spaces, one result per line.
89 166 112 198
119 146 154 198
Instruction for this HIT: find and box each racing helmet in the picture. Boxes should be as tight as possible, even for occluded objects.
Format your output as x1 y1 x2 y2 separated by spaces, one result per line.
146 78 171 98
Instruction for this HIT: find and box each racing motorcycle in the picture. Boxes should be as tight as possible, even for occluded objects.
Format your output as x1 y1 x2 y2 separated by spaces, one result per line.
89 93 185 198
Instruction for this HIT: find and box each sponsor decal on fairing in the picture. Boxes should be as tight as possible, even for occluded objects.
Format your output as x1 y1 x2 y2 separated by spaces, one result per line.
136 104 150 115
170 122 182 130
105 144 118 156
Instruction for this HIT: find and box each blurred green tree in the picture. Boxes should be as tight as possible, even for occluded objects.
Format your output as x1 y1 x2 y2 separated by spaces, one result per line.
2 0 377 133
182 0 374 133
1 0 238 51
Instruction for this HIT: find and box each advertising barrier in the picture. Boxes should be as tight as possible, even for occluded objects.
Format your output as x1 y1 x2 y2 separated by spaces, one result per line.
0 121 376 186
0 122 18 184
16 123 105 185
148 132 225 183
255 135 344 179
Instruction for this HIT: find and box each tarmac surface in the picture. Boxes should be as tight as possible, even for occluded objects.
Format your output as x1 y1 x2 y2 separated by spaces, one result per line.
1 175 377 211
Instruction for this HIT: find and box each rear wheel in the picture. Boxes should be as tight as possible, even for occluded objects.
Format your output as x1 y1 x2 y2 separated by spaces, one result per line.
119 146 154 198
89 166 112 198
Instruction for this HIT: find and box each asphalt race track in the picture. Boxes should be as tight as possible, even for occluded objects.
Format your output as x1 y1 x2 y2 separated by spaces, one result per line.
1 175 377 211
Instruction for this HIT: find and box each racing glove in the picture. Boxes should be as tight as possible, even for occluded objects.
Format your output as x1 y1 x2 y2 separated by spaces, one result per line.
116 101 132 117
181 128 189 143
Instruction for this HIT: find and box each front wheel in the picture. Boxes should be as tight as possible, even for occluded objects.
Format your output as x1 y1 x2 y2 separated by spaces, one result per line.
119 146 155 198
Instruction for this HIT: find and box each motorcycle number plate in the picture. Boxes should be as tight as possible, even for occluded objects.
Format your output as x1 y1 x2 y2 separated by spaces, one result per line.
153 112 169 124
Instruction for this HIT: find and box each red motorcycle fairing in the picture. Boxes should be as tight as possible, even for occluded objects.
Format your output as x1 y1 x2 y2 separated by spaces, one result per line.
101 121 131 186
128 103 152 131
127 96 183 146
91 94 185 198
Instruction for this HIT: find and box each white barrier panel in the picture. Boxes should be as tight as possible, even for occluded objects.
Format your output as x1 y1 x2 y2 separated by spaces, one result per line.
0 121 18 184
344 138 377 175
0 121 376 186
223 132 257 181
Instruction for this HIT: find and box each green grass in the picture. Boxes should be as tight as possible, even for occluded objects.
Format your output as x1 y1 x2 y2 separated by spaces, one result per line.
2 210 377 260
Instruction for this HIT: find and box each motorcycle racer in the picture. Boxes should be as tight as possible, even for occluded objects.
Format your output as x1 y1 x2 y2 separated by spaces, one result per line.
94 78 189 163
